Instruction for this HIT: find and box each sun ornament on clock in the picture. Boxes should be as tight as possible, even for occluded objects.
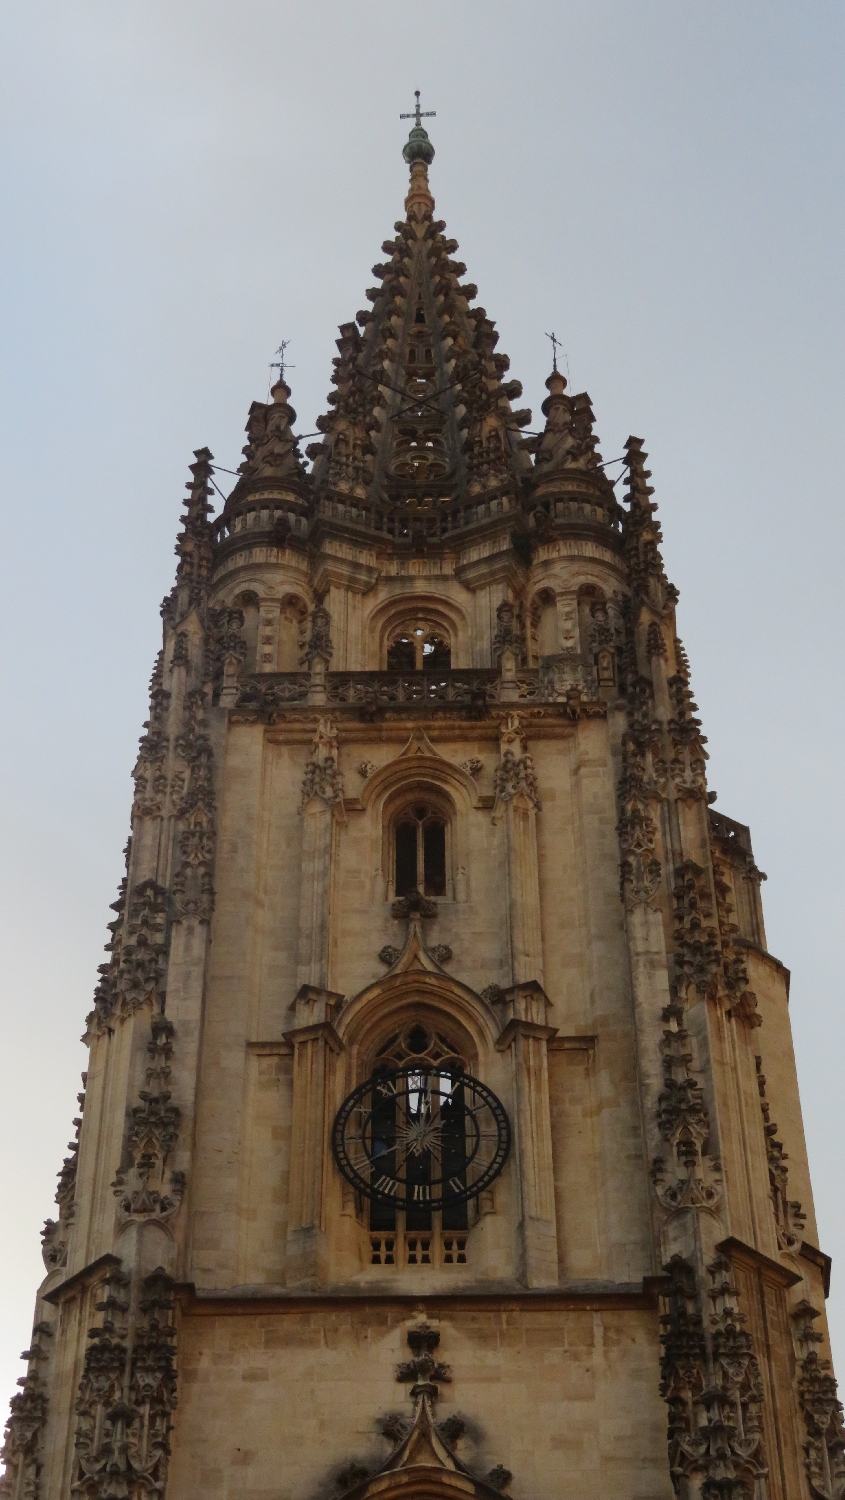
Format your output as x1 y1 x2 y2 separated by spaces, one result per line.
332 1065 510 1213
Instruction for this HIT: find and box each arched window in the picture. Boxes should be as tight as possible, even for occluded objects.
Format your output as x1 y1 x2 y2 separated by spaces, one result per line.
386 624 451 672
394 804 446 898
367 1022 469 1240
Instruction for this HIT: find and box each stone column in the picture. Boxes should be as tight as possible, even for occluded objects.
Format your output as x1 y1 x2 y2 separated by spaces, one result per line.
496 982 559 1287
257 600 280 672
304 599 333 705
296 719 345 991
493 714 544 987
284 985 344 1285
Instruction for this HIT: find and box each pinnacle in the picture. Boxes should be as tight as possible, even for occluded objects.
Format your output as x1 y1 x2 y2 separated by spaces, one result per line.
220 372 307 517
624 436 656 510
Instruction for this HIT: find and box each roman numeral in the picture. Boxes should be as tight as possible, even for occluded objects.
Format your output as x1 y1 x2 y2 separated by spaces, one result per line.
374 1175 399 1195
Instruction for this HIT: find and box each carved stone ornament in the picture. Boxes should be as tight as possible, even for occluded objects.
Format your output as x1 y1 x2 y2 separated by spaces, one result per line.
299 718 345 813
492 714 540 812
616 680 663 909
659 1255 768 1497
171 689 216 924
492 599 524 665
303 601 333 668
41 1078 86 1272
429 944 453 965
651 864 724 1215
397 1325 452 1396
113 876 171 1020
111 1016 184 1221
709 851 799 1252
324 1324 515 1500
792 1301 845 1500
391 888 437 920
71 1266 177 1500
0 1319 52 1500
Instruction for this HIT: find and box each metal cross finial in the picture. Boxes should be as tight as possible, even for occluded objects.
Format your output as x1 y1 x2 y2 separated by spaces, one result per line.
545 332 561 372
270 340 295 380
400 90 435 129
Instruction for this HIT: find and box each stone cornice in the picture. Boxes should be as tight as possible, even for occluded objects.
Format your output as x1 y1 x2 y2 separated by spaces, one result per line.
174 1277 669 1315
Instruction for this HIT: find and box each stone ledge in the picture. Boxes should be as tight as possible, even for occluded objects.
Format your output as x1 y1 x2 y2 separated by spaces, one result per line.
175 1277 668 1315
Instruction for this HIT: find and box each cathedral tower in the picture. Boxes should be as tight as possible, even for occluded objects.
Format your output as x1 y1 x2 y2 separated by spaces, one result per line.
3 103 841 1500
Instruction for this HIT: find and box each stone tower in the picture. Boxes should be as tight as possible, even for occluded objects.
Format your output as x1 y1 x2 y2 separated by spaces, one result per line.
3 107 840 1500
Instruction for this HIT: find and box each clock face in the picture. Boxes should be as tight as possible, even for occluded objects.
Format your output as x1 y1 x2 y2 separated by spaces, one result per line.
332 1066 510 1212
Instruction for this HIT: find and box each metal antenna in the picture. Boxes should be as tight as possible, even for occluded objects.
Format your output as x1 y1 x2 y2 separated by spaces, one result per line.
400 90 436 129
270 341 295 380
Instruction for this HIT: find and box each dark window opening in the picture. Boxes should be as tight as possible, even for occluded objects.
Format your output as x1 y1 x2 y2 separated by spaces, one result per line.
394 806 448 899
407 1024 429 1055
423 821 446 897
395 822 418 898
415 307 426 324
387 636 416 672
422 635 451 670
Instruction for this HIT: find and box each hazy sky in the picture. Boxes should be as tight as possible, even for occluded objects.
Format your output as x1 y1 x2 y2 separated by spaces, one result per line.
1 0 843 1419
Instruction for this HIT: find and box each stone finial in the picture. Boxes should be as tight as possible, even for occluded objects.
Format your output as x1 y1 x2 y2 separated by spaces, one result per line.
397 1324 451 1399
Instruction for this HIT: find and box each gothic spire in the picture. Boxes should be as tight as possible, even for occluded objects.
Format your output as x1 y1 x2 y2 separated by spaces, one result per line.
308 115 532 514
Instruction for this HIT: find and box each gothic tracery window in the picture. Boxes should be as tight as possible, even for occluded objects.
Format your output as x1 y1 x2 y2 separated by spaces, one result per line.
394 804 447 898
367 1022 469 1237
386 624 451 672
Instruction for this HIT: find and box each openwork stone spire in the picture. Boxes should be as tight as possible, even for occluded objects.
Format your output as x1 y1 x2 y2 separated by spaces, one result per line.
307 122 532 516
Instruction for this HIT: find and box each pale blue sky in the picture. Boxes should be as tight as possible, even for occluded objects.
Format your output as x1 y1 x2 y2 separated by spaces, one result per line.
1 0 843 1415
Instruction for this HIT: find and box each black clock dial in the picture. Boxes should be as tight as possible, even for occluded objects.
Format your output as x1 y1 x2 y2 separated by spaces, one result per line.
332 1066 510 1212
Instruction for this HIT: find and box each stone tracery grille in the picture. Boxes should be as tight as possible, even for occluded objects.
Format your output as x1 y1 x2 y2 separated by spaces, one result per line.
368 1023 469 1241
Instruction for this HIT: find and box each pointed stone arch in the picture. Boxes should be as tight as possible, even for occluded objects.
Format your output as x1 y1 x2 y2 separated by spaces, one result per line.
337 944 500 1083
359 731 482 814
358 732 482 905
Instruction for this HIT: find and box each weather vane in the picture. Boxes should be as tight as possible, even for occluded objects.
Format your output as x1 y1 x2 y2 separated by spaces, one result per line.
270 341 295 380
400 90 435 130
545 332 561 373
